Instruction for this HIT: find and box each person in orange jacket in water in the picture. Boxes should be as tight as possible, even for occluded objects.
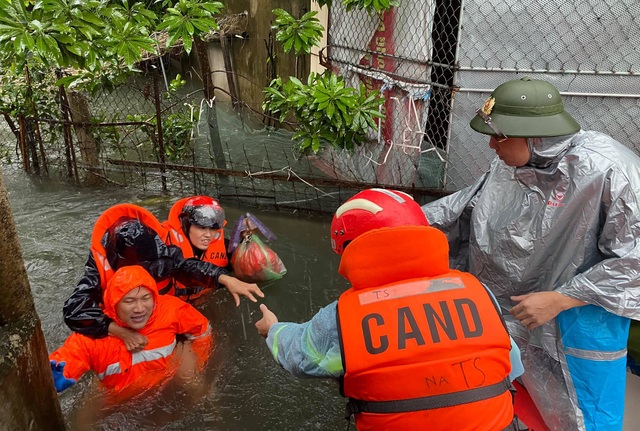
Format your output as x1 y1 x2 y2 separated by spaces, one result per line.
51 265 212 400
162 196 259 302
63 203 263 352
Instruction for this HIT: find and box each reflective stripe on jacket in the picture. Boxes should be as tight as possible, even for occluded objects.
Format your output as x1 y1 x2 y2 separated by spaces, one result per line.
336 226 514 431
50 294 212 400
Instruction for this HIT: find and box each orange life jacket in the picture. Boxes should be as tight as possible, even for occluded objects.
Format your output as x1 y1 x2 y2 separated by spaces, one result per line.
90 203 170 292
337 226 514 431
162 197 229 299
50 267 212 401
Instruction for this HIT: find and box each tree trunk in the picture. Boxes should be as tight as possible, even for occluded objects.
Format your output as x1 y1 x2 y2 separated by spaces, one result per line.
67 91 102 185
0 170 66 430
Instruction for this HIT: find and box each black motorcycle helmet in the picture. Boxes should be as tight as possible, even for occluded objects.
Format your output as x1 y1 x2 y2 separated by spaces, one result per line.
105 217 162 271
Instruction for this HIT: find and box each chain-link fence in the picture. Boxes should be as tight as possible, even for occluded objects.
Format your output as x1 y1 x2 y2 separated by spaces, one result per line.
1 56 445 216
3 0 639 212
325 0 640 191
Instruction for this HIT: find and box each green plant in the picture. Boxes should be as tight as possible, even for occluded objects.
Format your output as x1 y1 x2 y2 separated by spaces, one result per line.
127 100 199 162
90 113 121 156
0 0 229 176
342 0 399 14
157 0 224 54
263 71 384 153
272 9 324 55
310 0 398 14
168 74 187 95
162 105 199 161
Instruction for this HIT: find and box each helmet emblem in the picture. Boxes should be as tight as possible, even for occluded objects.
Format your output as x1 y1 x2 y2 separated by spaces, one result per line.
481 97 495 116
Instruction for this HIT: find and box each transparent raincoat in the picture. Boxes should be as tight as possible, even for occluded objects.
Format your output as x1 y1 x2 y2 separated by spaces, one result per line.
422 130 640 431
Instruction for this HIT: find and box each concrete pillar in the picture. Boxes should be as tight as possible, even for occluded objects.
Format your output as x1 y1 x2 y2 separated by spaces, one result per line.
0 170 66 430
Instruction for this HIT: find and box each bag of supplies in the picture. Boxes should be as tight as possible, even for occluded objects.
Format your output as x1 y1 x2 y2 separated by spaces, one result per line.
229 213 287 283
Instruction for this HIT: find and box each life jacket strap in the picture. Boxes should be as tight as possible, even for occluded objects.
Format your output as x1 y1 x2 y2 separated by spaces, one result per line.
508 416 530 431
158 283 173 295
346 376 511 417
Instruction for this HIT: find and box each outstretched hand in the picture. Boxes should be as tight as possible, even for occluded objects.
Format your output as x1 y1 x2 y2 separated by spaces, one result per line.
219 274 265 306
255 304 278 338
510 291 586 330
50 360 76 393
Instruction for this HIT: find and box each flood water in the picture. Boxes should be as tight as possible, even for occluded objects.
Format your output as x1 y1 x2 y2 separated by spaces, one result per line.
3 166 353 430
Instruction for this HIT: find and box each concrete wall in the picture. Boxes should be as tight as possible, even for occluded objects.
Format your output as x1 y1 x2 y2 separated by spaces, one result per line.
310 3 328 75
0 170 66 430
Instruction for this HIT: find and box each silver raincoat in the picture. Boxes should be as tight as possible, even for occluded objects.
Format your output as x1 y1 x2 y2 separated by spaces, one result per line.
422 131 640 431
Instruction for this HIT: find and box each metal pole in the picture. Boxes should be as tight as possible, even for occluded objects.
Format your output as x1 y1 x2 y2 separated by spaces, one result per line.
152 64 168 192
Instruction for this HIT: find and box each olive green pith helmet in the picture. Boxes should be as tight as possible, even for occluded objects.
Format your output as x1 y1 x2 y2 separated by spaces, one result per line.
469 77 581 138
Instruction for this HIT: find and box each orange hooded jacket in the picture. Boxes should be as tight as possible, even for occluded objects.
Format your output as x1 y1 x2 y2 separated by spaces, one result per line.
162 197 228 300
51 265 212 400
337 226 514 431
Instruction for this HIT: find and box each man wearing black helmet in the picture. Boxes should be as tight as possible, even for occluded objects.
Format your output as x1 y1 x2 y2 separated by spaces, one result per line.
63 203 262 352
422 77 640 431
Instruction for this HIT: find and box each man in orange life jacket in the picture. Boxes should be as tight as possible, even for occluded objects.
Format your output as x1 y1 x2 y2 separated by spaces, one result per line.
51 265 212 400
162 196 263 303
63 203 263 352
255 188 525 431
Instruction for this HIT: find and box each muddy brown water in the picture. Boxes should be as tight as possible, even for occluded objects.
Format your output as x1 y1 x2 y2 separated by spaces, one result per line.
4 166 352 431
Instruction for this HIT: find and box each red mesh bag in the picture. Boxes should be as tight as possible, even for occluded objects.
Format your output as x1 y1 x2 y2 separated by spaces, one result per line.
231 235 286 283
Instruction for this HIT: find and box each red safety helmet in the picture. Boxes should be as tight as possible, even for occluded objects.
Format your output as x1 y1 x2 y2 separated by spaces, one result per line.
179 196 226 230
330 188 428 254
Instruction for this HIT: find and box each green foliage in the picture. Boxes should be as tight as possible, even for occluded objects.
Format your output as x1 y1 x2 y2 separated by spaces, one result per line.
0 0 223 94
162 105 199 161
0 0 157 98
313 0 332 7
89 112 122 156
343 0 399 14
271 9 324 55
128 76 199 163
0 58 59 117
0 0 223 168
271 0 397 61
157 0 224 54
310 0 397 14
263 71 384 153
168 73 187 94
107 1 158 29
0 60 58 165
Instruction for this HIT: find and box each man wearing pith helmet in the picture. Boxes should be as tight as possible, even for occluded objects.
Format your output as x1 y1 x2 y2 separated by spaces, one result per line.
423 77 640 431
255 188 525 431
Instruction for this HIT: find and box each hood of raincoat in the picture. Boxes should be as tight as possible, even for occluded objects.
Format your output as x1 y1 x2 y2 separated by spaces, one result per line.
339 226 450 289
525 134 576 169
103 265 159 327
